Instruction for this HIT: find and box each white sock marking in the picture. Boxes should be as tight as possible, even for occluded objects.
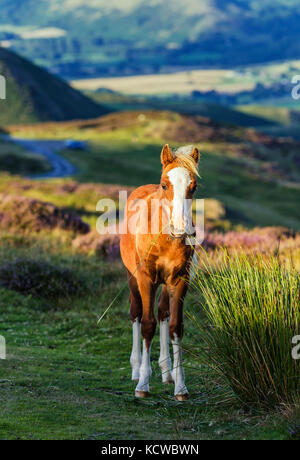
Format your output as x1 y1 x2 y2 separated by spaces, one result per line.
135 339 152 393
172 333 188 396
130 319 141 381
158 319 173 383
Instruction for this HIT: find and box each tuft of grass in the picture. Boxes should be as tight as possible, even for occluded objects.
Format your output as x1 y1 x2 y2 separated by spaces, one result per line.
191 251 300 408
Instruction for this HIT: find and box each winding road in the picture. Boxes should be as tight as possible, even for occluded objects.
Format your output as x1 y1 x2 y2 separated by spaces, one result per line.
4 136 77 179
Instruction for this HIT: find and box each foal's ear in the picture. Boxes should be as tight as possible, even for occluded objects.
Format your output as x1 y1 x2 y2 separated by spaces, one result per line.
191 147 199 164
161 144 173 166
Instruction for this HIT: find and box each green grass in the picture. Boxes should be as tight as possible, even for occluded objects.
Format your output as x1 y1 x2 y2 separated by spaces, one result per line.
0 236 294 440
62 140 162 186
0 46 108 126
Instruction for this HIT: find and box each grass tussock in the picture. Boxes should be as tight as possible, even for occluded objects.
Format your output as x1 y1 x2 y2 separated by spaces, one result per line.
192 251 300 408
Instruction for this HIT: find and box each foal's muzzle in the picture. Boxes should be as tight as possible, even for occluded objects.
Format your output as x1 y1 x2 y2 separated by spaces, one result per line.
169 224 196 240
169 224 187 239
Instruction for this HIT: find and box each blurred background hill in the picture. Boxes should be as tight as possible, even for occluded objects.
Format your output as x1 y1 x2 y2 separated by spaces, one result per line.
0 0 300 77
0 0 299 136
0 47 109 124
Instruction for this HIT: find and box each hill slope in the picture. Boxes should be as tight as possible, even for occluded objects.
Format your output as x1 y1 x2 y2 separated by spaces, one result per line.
1 0 300 76
0 47 109 125
87 91 273 128
7 110 300 231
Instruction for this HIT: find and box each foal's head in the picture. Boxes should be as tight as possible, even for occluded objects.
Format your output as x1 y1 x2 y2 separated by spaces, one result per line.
160 144 199 237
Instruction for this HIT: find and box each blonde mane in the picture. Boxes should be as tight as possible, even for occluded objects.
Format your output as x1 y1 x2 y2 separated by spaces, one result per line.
173 145 200 177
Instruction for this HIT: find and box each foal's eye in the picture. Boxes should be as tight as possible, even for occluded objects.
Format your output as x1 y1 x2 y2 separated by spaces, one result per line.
161 183 167 190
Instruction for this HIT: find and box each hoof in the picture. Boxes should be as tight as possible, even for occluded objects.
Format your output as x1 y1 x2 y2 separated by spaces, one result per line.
175 393 189 401
135 390 149 398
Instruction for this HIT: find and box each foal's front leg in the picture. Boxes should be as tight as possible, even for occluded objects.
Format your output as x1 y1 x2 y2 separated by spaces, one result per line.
135 275 157 398
171 334 188 400
130 319 141 381
128 278 142 382
169 281 189 401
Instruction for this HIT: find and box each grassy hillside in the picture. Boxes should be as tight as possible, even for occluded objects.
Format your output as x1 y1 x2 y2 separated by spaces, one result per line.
0 171 298 440
7 110 300 230
0 47 109 125
0 108 299 439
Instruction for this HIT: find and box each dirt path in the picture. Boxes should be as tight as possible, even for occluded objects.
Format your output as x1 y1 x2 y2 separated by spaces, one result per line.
5 136 76 179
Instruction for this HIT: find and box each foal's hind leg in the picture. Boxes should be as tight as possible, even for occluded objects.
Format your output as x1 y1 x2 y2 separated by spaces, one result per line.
128 273 142 382
169 280 189 401
158 286 173 384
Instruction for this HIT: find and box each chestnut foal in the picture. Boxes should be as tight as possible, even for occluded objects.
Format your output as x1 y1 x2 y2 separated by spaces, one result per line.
120 144 199 400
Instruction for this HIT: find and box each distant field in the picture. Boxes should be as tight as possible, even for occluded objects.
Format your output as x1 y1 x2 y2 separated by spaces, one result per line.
71 60 300 96
71 69 254 95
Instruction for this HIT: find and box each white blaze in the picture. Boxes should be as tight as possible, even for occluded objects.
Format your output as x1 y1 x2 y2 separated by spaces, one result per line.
167 167 191 234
